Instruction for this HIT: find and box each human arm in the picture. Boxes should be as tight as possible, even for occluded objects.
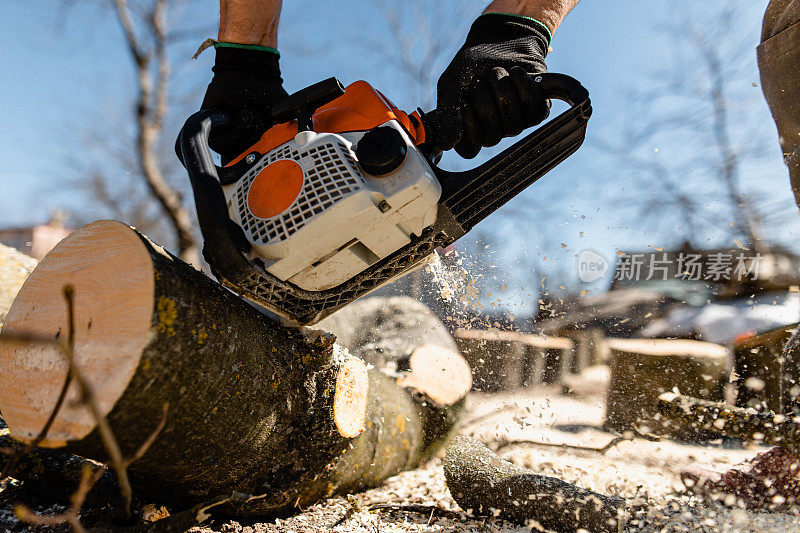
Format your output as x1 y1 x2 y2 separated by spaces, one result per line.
484 0 578 34
201 0 286 161
218 0 282 47
432 0 579 158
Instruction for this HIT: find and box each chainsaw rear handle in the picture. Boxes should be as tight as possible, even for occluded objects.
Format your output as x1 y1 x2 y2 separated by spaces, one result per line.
428 72 592 236
272 77 345 130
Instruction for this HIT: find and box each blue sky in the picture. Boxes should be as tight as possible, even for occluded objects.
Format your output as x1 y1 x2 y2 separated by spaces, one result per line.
1 0 795 309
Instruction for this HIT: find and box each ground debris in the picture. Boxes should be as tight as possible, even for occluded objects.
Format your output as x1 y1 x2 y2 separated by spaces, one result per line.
7 359 800 532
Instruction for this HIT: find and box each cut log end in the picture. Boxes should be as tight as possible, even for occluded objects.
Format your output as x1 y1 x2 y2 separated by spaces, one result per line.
0 220 154 444
333 357 369 438
397 344 472 405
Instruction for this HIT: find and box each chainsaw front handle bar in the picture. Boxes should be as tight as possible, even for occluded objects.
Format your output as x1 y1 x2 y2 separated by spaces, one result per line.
533 72 589 107
176 110 266 284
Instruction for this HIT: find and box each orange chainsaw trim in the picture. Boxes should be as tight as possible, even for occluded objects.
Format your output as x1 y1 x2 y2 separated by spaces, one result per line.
247 159 304 219
226 81 426 167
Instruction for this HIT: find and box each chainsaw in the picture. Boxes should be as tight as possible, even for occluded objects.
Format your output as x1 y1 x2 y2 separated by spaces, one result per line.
177 73 591 325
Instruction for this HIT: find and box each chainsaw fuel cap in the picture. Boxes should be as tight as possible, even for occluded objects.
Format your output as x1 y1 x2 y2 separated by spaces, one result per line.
355 126 408 177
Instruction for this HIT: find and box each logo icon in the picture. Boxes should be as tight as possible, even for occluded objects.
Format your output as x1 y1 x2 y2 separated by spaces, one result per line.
578 249 608 283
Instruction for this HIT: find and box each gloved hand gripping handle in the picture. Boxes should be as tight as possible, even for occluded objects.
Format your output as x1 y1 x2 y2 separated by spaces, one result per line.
425 73 592 237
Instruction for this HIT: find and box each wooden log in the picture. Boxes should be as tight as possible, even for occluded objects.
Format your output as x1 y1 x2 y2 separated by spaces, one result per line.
318 295 469 390
657 393 800 452
604 338 727 437
0 220 470 516
0 244 37 325
319 295 472 412
443 435 626 532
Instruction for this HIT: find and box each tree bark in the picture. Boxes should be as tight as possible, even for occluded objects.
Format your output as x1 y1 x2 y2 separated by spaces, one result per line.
443 436 626 532
0 221 469 516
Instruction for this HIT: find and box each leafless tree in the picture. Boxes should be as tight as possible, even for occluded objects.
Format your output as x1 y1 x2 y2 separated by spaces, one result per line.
365 0 480 110
56 0 214 265
596 1 795 252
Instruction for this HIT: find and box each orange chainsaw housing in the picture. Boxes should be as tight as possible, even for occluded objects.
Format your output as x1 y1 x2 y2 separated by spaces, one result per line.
226 81 426 168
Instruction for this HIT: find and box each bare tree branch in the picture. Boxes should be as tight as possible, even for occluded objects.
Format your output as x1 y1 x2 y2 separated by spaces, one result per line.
112 0 146 65
109 0 200 265
594 0 791 250
59 285 132 518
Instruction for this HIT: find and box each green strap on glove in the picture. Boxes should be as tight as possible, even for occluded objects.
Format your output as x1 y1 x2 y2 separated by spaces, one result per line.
487 13 553 44
214 42 280 56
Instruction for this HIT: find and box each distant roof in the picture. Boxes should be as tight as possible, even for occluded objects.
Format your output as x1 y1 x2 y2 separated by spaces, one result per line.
0 218 72 260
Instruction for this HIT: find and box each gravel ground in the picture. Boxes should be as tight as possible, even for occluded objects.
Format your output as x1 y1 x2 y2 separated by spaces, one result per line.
4 366 800 532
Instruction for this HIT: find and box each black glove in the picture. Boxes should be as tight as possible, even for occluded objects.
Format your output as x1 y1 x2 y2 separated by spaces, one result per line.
432 13 552 159
201 45 288 162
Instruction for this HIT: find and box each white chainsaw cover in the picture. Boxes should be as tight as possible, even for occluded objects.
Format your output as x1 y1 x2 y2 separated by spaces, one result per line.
222 119 441 291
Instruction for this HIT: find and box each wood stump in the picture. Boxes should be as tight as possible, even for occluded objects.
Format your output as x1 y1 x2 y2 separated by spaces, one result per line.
733 324 798 413
454 329 573 391
0 220 471 515
520 335 574 385
454 329 523 392
604 338 728 437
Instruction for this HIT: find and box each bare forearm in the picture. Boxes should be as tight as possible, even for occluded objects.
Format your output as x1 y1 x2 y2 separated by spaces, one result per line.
218 0 282 47
484 0 578 34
